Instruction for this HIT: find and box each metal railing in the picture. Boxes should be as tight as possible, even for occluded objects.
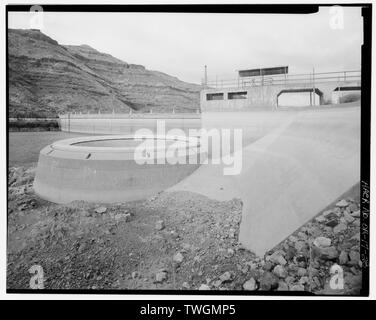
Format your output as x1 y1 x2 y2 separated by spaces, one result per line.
204 70 361 89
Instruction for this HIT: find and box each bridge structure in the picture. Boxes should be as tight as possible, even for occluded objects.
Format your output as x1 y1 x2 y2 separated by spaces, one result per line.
200 69 361 111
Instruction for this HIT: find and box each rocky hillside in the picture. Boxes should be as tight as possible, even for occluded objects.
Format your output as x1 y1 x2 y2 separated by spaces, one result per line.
8 29 201 117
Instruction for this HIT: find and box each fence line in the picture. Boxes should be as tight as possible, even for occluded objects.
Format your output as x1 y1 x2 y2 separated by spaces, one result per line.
58 112 201 120
59 115 202 134
205 70 361 89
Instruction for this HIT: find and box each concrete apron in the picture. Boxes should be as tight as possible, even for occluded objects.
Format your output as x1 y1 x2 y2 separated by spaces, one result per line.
168 106 360 256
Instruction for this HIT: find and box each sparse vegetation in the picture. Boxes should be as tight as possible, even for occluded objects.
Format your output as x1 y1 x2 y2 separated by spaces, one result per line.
9 119 60 132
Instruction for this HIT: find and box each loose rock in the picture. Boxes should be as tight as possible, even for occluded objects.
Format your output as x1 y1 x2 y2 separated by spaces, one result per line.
297 232 308 241
339 251 349 265
243 278 257 290
95 206 107 214
317 246 339 260
268 251 287 266
173 252 184 264
343 212 355 223
322 210 333 217
285 246 297 261
273 265 287 278
325 219 339 228
333 223 347 234
259 272 279 291
199 284 210 290
299 276 309 285
114 213 131 221
294 241 307 252
348 203 358 212
264 261 274 271
297 267 307 277
219 271 233 283
277 281 289 291
315 215 326 223
289 283 305 291
313 236 332 248
350 210 360 218
348 250 360 266
336 199 349 208
155 220 165 230
155 271 167 283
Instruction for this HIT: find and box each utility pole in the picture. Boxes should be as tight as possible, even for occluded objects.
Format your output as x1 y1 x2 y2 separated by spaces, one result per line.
204 65 208 88
312 67 316 106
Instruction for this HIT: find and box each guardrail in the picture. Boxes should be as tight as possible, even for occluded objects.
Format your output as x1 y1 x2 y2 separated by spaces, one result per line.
58 112 202 133
205 70 361 89
58 112 201 119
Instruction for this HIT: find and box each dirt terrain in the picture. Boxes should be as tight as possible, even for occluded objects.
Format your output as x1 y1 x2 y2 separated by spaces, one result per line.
7 166 362 294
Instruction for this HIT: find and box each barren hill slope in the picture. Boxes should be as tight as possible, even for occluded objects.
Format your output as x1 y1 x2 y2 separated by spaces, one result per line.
8 29 201 117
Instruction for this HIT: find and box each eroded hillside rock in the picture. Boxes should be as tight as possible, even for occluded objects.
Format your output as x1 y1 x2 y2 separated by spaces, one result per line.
8 29 201 117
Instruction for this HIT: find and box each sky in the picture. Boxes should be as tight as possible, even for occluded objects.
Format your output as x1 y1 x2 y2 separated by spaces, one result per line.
8 6 363 84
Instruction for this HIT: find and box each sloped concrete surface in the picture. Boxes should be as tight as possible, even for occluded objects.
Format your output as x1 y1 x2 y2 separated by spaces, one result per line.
169 106 360 255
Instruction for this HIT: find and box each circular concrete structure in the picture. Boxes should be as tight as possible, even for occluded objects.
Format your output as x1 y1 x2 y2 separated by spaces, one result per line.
34 135 205 204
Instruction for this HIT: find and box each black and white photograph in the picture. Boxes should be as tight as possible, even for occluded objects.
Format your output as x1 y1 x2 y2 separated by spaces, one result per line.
4 2 372 300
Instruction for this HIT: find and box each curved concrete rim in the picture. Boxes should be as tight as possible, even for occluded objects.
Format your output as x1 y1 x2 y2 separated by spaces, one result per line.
50 134 201 154
34 134 206 204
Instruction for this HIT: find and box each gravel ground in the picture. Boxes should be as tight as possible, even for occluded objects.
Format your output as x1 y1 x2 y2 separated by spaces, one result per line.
7 166 362 294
